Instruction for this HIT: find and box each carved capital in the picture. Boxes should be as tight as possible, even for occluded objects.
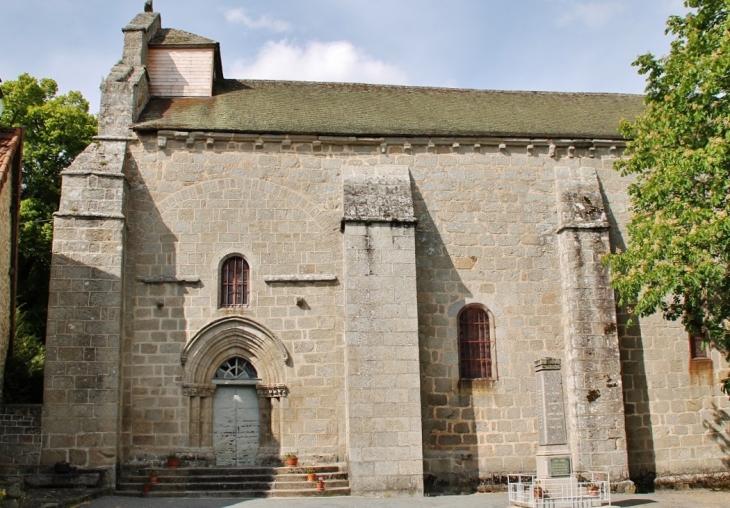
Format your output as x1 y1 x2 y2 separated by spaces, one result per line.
183 383 216 397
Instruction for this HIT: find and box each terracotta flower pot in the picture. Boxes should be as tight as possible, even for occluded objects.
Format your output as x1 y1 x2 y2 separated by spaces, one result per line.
307 473 316 482
149 475 159 485
167 458 180 469
142 484 151 494
533 486 543 499
286 457 298 467
316 480 325 491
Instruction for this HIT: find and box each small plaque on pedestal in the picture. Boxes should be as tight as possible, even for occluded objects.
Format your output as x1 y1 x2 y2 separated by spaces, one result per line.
549 457 571 477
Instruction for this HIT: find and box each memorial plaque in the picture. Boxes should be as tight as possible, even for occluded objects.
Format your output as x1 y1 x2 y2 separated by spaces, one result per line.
549 457 572 477
535 358 568 446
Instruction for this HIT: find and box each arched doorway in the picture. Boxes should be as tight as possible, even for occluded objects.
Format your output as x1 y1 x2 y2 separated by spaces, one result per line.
181 316 290 464
212 357 260 466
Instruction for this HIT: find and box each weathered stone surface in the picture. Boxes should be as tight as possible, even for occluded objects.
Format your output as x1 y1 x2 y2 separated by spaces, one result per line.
35 4 730 496
535 359 568 447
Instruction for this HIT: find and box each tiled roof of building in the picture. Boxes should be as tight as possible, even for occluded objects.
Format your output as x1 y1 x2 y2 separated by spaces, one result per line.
149 28 217 47
0 128 22 194
134 79 645 139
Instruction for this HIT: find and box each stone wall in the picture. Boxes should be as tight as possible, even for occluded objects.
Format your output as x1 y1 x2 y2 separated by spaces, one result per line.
0 160 14 399
45 121 730 486
597 163 730 482
41 141 128 469
0 405 42 466
342 165 424 495
121 145 347 462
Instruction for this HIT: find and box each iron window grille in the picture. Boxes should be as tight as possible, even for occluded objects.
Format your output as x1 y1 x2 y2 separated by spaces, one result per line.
458 305 495 380
221 256 249 307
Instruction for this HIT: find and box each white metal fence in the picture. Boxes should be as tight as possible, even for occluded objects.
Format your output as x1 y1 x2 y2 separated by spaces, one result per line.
508 472 611 507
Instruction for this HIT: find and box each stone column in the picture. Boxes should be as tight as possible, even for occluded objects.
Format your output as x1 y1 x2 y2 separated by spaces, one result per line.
554 166 629 480
342 165 424 496
41 141 128 468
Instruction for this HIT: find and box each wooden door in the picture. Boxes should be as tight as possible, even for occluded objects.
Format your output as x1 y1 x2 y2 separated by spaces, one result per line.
212 386 260 466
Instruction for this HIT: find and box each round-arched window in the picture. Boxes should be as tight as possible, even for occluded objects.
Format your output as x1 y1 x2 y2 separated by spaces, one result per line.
458 305 495 380
215 357 258 380
221 256 249 307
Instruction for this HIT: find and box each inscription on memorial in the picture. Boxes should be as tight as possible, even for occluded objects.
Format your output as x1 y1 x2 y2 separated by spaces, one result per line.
549 457 572 476
535 358 568 446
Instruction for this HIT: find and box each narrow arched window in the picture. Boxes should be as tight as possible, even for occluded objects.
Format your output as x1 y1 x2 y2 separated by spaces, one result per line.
221 256 249 307
458 305 495 379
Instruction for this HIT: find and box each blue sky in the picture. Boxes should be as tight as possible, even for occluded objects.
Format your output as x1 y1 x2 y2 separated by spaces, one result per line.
0 0 686 113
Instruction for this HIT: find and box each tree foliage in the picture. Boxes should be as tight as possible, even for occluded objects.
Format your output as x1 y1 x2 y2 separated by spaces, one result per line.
606 0 730 392
0 74 96 401
2 308 44 403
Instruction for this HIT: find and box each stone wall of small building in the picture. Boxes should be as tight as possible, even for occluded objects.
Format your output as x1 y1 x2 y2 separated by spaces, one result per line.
0 405 42 466
0 161 14 399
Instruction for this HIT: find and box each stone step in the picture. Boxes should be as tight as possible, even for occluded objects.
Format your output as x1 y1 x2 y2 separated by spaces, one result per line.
118 487 351 498
122 465 340 477
121 472 346 484
116 465 350 498
120 474 275 483
273 487 351 498
274 480 350 490
275 472 348 482
118 481 275 492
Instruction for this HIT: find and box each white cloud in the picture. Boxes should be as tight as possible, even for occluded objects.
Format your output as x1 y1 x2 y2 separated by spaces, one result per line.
555 1 626 29
224 8 291 33
228 40 409 85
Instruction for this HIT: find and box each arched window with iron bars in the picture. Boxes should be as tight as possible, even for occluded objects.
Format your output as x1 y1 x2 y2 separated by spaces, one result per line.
458 305 495 379
221 256 249 307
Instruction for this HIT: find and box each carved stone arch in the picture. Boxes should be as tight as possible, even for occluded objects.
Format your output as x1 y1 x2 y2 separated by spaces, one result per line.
127 178 335 256
181 316 290 455
182 316 289 387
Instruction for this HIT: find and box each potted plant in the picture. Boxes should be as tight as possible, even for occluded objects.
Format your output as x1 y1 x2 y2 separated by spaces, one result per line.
285 452 298 467
306 465 316 482
533 480 543 499
149 470 159 485
142 482 151 494
316 476 325 491
167 453 180 469
588 484 600 497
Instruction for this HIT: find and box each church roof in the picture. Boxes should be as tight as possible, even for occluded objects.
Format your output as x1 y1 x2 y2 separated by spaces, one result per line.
134 79 644 139
149 28 217 47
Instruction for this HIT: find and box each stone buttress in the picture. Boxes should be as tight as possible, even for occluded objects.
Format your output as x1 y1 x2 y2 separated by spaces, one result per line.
41 12 159 469
342 166 425 495
554 166 629 481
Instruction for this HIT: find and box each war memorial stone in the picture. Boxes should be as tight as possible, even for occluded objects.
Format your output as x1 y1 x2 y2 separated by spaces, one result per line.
534 358 571 478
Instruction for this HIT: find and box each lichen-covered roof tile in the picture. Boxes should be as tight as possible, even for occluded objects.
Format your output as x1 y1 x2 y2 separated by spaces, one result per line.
134 79 644 138
149 28 217 46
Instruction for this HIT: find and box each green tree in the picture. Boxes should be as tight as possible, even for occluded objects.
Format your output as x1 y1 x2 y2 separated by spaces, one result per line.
3 308 45 403
0 74 96 401
606 0 730 392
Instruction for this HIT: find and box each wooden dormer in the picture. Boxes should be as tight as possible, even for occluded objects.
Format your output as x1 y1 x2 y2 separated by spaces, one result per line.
147 28 223 97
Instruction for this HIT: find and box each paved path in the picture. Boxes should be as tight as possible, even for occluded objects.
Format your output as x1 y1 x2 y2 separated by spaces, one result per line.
78 490 729 508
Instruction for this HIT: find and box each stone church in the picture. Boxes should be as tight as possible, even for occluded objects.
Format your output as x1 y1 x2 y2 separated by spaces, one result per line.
40 3 730 496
